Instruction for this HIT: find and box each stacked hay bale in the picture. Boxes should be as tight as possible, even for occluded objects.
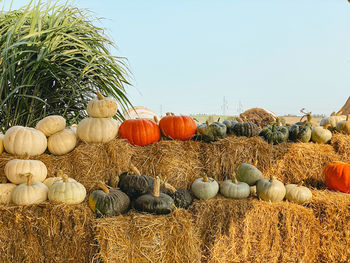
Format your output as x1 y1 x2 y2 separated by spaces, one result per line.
239 107 276 128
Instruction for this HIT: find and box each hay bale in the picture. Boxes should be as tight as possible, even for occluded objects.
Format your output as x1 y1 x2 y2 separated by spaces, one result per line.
94 209 201 263
306 190 350 263
240 107 276 128
0 203 96 263
190 196 320 263
132 140 203 189
267 142 341 188
331 133 350 162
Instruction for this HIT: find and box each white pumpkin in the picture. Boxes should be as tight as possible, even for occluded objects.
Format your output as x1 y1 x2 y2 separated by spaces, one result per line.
320 111 346 128
311 125 332 144
5 159 47 184
69 124 78 135
191 175 219 199
43 171 76 188
48 128 77 155
77 117 119 143
256 176 286 202
4 126 47 156
0 133 4 154
220 174 250 199
87 92 118 118
12 174 48 205
48 175 86 204
125 106 160 121
36 115 66 137
285 182 312 204
0 181 16 204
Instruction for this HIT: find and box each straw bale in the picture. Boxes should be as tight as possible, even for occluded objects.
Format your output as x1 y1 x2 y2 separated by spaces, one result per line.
331 133 350 162
93 209 201 263
306 190 350 263
190 196 320 263
240 107 276 128
131 139 203 189
0 202 96 263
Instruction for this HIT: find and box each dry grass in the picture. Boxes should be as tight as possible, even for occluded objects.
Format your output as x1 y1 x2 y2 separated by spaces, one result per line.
331 133 350 162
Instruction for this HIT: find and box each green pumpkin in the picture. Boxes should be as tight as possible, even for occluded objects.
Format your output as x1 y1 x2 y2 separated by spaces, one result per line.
311 125 332 144
256 175 286 202
223 119 238 135
89 184 130 217
191 175 219 199
289 122 312 143
196 121 227 142
220 173 250 199
260 122 289 145
169 188 193 209
237 161 263 186
232 122 260 137
134 177 175 215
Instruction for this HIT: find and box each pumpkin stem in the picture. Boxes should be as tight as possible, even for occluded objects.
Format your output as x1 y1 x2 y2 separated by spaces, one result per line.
153 176 161 198
203 174 209 182
336 110 343 116
98 183 109 194
300 120 307 128
166 112 171 116
97 91 104 100
307 114 313 123
276 117 281 126
56 170 64 178
0 177 7 184
161 181 176 194
153 116 159 124
330 111 336 116
20 153 30 160
62 174 69 183
324 124 331 130
253 160 258 167
23 173 33 186
232 172 238 184
205 120 209 127
269 175 274 183
297 181 303 187
171 112 175 116
130 163 141 176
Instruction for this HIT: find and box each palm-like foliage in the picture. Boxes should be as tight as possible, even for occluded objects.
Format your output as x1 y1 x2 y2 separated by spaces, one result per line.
0 0 132 132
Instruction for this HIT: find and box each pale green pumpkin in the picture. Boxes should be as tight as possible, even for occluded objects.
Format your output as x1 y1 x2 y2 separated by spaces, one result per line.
191 175 219 199
237 161 263 186
256 175 286 202
220 173 250 199
311 124 332 144
285 182 312 204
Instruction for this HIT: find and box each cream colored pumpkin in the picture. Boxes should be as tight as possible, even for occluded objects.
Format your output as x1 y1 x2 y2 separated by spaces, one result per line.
220 174 250 199
336 114 350 135
87 92 118 118
285 182 312 204
12 174 48 205
36 115 66 137
43 171 76 188
48 175 86 204
191 175 219 199
48 128 77 155
4 126 47 156
77 117 119 143
311 125 332 144
5 159 47 184
256 175 286 202
0 181 16 204
0 133 4 154
320 111 346 128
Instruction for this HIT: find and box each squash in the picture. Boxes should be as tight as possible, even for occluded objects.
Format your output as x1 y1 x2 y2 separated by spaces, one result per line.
232 122 260 137
125 106 160 121
4 126 47 156
0 133 4 154
5 159 47 184
320 110 346 129
336 114 350 135
260 119 289 145
237 161 263 186
191 175 219 199
48 128 77 155
220 173 250 199
77 117 119 143
119 118 161 146
311 124 332 144
159 113 197 140
48 174 86 204
324 161 350 193
134 176 175 215
12 173 48 205
168 188 193 209
289 114 312 143
196 121 227 142
256 175 286 202
0 178 16 204
43 170 76 188
285 181 312 204
87 91 118 118
36 115 66 137
89 183 130 217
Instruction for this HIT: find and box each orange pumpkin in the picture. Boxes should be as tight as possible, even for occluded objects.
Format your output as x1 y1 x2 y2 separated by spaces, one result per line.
159 113 197 140
119 119 161 146
324 162 350 193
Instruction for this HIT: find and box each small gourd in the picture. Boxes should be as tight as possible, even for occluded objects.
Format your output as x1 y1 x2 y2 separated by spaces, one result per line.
0 177 16 204
43 170 76 188
87 92 118 118
191 174 219 199
237 160 263 186
134 177 175 215
48 174 86 204
256 175 286 202
48 128 77 155
260 118 289 145
5 159 47 184
36 115 66 137
220 173 250 199
196 120 227 142
285 181 312 204
311 124 332 144
12 173 48 205
336 114 350 135
89 183 130 217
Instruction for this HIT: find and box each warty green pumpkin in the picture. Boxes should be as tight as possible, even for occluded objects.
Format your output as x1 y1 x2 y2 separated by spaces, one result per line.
260 119 289 145
168 188 193 209
232 121 260 137
196 121 227 142
289 114 312 143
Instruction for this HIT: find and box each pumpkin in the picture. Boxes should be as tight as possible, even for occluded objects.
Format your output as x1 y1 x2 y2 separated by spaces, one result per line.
43 170 76 188
12 173 48 205
134 176 175 215
0 178 16 204
311 124 332 144
36 115 66 137
237 161 263 186
4 126 47 156
77 117 119 143
289 114 312 143
89 183 130 217
336 114 350 135
119 118 161 146
220 173 250 199
5 159 47 184
256 175 286 202
48 128 77 155
48 174 86 204
196 121 227 142
260 120 289 145
0 133 4 154
87 91 118 118
324 161 350 193
285 181 312 204
223 119 238 135
168 188 193 209
320 110 346 129
125 106 160 121
232 122 260 137
191 175 219 199
159 113 197 140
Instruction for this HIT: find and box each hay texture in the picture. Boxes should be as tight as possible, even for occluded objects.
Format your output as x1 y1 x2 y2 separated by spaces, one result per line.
240 107 276 128
331 133 350 162
94 209 201 263
0 203 95 263
190 196 319 263
306 190 350 263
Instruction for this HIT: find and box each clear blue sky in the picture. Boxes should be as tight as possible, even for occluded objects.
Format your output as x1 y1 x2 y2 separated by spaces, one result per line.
3 0 350 116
